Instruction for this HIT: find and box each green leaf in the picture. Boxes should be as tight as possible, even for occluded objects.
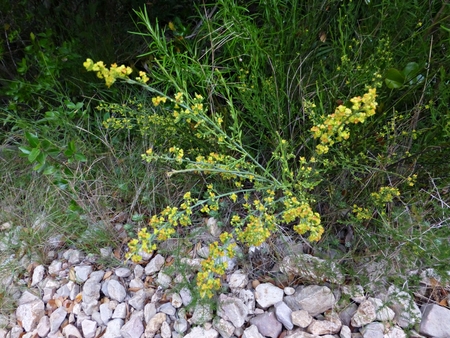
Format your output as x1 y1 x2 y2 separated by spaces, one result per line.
54 179 69 190
74 153 87 162
43 165 57 175
132 214 144 222
64 141 75 157
35 152 47 165
28 148 41 162
385 68 405 89
402 62 419 82
19 146 32 155
25 131 40 148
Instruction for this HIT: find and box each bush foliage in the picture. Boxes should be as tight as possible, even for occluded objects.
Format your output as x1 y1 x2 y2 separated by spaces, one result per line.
1 0 450 301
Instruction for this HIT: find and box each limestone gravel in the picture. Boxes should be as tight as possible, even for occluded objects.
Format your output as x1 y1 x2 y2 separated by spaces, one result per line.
0 244 446 338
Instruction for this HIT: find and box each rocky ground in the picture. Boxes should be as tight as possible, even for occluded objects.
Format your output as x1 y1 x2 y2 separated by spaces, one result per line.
1 218 450 338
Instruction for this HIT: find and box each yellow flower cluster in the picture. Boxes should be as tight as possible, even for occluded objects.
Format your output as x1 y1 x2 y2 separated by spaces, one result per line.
352 204 372 221
282 193 323 242
83 58 149 88
125 192 196 262
371 186 400 205
310 88 378 154
197 232 236 298
169 146 184 164
152 96 167 106
125 227 157 262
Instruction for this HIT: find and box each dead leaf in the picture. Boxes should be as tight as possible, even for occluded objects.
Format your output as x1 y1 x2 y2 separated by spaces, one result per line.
68 267 76 282
75 292 83 303
128 287 142 293
439 298 448 307
319 31 327 42
103 271 113 280
63 300 74 313
114 248 122 260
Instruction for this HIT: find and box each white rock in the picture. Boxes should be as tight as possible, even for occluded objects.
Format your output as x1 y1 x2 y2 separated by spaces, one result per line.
249 312 282 338
243 324 264 338
134 264 144 279
184 326 219 338
190 304 213 325
157 271 172 288
174 318 188 333
284 287 295 296
207 217 221 237
144 302 156 323
49 307 67 334
82 279 101 304
160 320 172 338
74 265 92 282
180 287 192 306
81 319 97 338
384 326 406 338
67 281 80 301
340 325 352 338
48 260 63 275
213 317 235 338
295 285 336 316
62 324 82 338
115 267 131 278
120 315 144 338
239 289 256 315
360 321 384 338
387 286 421 328
145 254 165 275
129 289 147 310
292 309 313 328
229 270 249 289
219 295 249 328
16 298 45 332
82 300 99 316
280 254 344 284
274 301 293 330
171 292 183 308
307 317 341 335
36 315 50 337
9 326 24 338
255 283 284 309
129 277 144 290
351 299 377 327
368 297 395 322
100 302 112 324
107 280 127 302
31 265 45 286
88 270 105 283
158 302 176 316
104 318 124 338
419 304 450 337
145 312 166 338
91 310 103 326
42 287 56 303
63 249 82 264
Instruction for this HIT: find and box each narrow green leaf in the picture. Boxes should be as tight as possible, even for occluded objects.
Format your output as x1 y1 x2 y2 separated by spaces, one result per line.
28 148 41 162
